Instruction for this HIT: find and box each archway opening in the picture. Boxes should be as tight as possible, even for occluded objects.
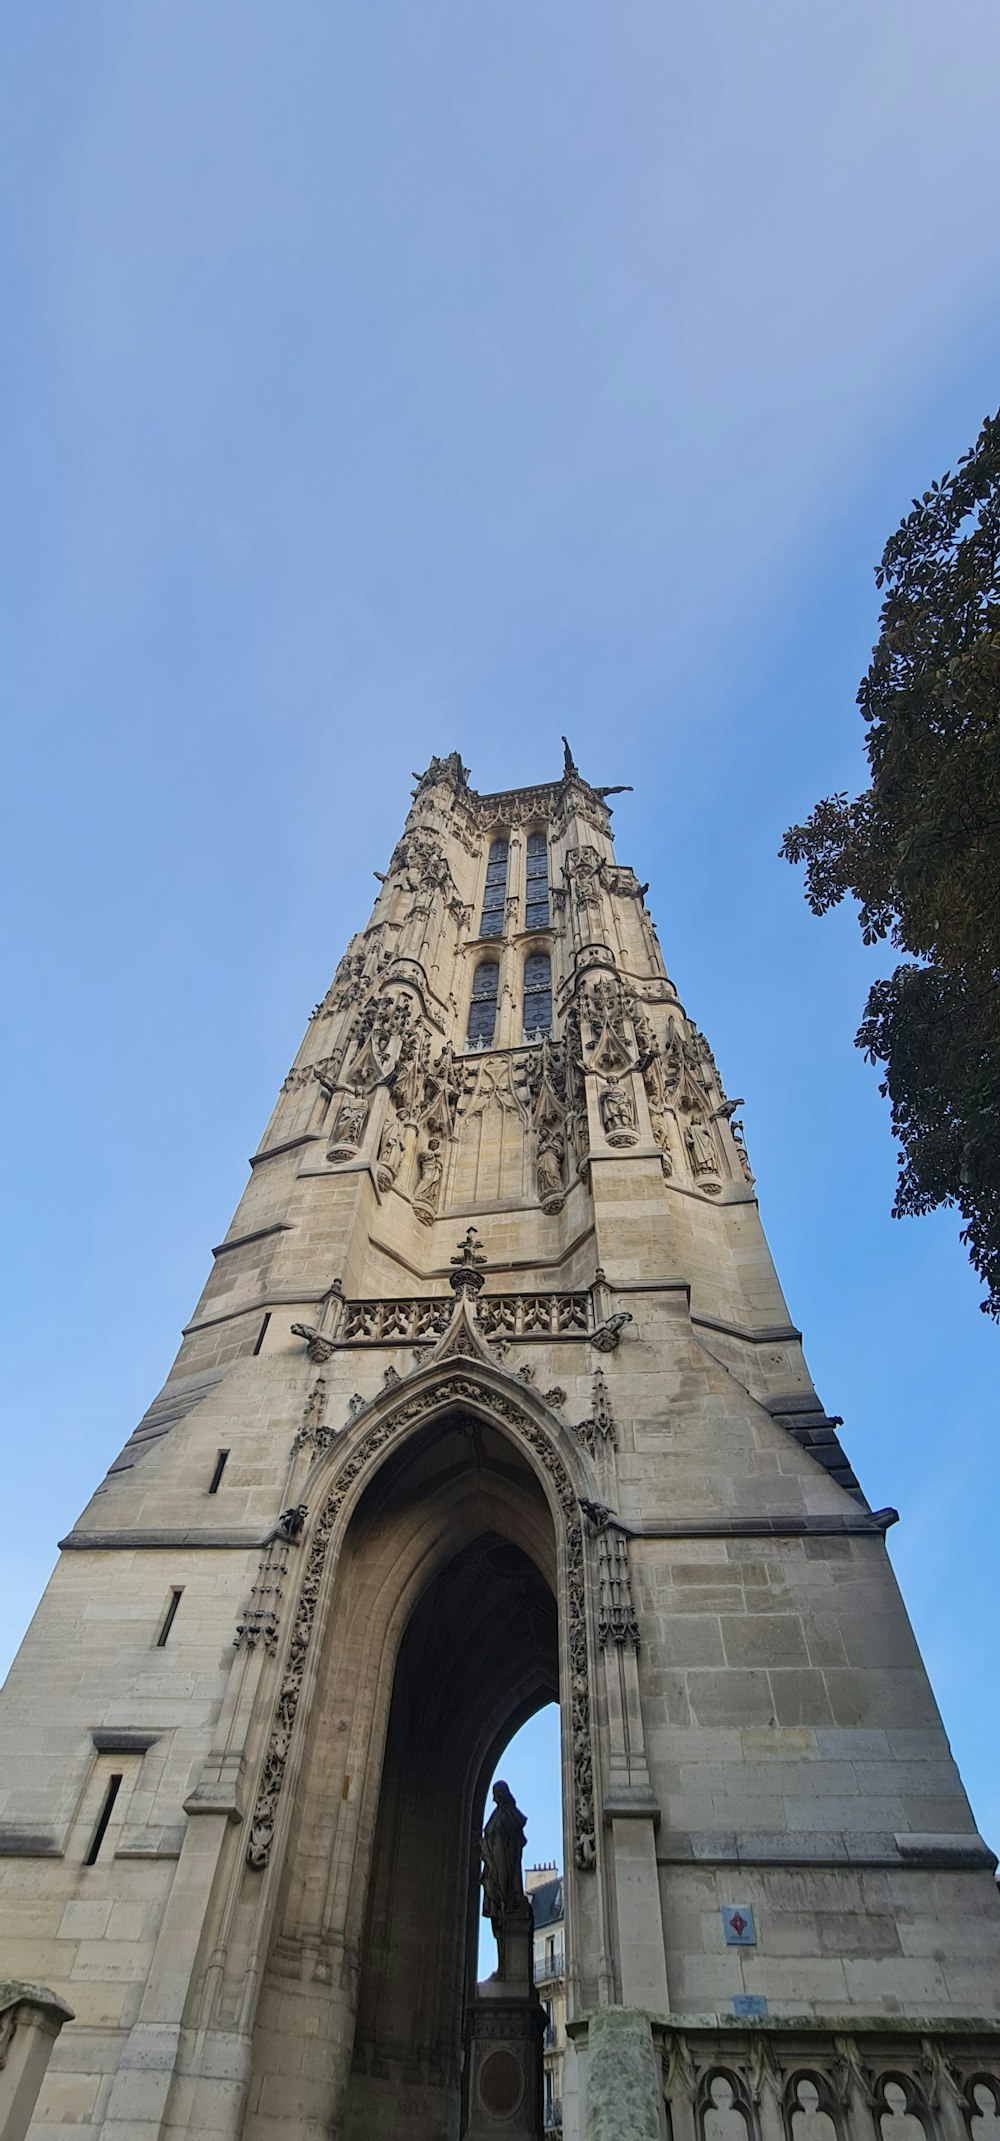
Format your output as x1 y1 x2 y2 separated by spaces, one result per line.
339 1409 562 2141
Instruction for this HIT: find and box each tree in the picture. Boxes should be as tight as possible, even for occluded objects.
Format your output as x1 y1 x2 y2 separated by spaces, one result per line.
781 408 1000 1315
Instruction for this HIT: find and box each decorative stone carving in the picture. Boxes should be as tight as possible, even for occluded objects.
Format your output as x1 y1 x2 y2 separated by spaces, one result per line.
319 1288 589 1348
234 1541 289 1656
292 1378 330 1453
376 1113 404 1191
449 1225 488 1293
729 1116 754 1184
599 1080 638 1147
685 1113 721 1192
593 1518 639 1648
289 1324 336 1365
419 1040 463 1138
246 1373 596 1874
571 1367 617 1454
786 2074 840 2141
590 1311 633 1353
414 1136 444 1220
536 1133 565 1213
263 1504 308 1545
597 861 649 900
327 1088 368 1161
565 845 603 911
698 2070 755 2141
291 1279 346 1364
873 2075 930 2141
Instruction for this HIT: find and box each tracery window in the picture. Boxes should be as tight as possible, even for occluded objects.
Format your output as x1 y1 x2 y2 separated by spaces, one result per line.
525 830 549 930
523 951 552 1037
479 838 509 939
468 960 500 1045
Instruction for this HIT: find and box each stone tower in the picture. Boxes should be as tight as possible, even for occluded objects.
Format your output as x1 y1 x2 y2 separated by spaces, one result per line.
1 748 998 2141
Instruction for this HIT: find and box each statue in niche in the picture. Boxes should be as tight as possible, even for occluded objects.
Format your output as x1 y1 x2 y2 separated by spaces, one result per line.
480 1780 528 1980
328 1088 368 1158
536 1133 565 1213
685 1114 719 1180
376 1115 404 1191
648 1102 674 1177
414 1136 444 1219
599 1080 637 1146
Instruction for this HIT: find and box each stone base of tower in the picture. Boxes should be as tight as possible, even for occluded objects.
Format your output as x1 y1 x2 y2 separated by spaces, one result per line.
462 1989 545 2141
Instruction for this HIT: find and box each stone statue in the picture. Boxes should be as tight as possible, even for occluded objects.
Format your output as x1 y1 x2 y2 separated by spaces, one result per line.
685 1115 718 1177
536 1135 564 1208
600 1081 637 1144
480 1780 528 1979
415 1136 443 1211
331 1089 368 1150
376 1116 404 1189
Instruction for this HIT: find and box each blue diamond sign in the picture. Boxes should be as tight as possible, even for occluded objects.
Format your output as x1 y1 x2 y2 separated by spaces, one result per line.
721 1904 756 1946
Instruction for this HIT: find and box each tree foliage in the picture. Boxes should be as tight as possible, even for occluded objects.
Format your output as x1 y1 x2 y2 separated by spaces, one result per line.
781 408 1000 1314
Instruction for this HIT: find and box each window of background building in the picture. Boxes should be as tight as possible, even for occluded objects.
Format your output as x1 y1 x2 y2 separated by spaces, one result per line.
468 960 500 1045
479 838 509 938
525 830 549 930
523 951 552 1037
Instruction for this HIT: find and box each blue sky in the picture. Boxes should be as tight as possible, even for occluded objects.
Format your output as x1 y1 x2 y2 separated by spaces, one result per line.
3 3 999 1879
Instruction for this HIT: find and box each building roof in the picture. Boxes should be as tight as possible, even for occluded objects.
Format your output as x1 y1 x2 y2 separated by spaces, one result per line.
531 1875 563 1930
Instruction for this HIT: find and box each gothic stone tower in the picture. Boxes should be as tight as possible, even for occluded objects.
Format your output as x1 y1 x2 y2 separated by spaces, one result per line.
2 748 999 2141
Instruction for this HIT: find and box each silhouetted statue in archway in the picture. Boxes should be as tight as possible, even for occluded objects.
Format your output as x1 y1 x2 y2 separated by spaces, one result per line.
480 1780 528 1980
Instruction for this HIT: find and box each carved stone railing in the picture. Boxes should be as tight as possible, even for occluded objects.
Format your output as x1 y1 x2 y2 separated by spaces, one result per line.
315 1290 592 1351
569 2014 1000 2141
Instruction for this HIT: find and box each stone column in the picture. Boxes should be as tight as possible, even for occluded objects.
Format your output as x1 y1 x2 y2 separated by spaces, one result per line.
0 1983 74 2141
584 2007 665 2141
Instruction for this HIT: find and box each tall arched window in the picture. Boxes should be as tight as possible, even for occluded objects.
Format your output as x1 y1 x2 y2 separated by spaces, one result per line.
523 951 552 1038
468 961 500 1045
525 831 549 930
479 838 509 938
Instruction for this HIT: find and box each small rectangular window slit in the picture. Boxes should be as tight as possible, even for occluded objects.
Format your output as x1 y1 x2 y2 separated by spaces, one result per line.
208 1450 229 1494
85 1773 123 1865
157 1588 183 1647
253 1312 271 1356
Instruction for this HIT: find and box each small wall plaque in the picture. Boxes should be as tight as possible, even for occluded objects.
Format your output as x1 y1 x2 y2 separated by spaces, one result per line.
732 1993 767 2017
721 1904 756 1946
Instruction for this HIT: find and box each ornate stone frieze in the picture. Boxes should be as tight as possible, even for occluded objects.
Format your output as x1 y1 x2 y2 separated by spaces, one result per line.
651 2022 1000 2141
245 1374 597 1874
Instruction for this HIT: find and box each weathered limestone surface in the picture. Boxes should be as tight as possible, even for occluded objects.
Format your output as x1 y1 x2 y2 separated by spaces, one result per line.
0 1984 74 2141
0 751 998 2141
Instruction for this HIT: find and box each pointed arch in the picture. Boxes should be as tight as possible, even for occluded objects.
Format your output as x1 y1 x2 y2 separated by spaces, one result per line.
245 1361 598 1880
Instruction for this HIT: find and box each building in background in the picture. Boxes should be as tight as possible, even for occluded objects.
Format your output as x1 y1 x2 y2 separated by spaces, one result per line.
527 1862 565 2134
0 747 999 2140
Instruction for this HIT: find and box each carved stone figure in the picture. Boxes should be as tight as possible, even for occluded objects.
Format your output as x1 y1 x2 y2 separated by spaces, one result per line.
590 1311 633 1354
536 1134 564 1212
414 1136 444 1219
685 1114 719 1178
599 1081 637 1146
376 1115 404 1190
329 1089 368 1157
262 1504 308 1546
480 1780 528 1980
